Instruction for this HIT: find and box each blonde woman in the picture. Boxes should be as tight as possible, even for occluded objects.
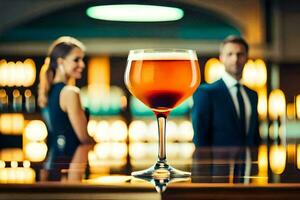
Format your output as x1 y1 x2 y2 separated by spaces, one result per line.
38 36 93 145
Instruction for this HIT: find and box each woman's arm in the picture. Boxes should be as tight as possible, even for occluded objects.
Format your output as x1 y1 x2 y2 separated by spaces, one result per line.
67 144 92 181
60 86 93 144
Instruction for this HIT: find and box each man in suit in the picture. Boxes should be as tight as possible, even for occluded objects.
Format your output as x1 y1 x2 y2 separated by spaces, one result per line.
192 35 260 146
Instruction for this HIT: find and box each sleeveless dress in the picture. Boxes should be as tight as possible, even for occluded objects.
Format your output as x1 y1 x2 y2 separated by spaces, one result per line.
46 82 80 147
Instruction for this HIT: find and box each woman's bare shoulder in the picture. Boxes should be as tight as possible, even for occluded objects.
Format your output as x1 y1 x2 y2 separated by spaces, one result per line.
59 86 81 111
61 85 80 97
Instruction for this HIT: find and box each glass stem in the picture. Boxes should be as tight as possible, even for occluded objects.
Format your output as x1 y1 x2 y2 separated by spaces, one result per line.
157 115 167 162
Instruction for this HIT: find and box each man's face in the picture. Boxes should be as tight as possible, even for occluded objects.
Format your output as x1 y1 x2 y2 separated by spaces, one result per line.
219 42 248 80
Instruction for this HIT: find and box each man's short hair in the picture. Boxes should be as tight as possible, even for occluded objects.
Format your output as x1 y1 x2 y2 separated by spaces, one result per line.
220 35 249 53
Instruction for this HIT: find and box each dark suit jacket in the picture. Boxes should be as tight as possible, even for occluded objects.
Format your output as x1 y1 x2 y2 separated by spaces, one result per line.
192 79 260 147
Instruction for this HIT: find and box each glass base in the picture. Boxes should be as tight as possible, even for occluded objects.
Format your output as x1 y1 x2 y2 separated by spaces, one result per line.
131 161 191 179
132 175 191 193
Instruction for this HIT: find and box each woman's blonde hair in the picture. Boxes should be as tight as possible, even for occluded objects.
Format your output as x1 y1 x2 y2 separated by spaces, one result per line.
38 36 85 108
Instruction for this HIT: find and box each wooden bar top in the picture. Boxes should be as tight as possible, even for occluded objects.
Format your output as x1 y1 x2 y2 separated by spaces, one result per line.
0 143 299 199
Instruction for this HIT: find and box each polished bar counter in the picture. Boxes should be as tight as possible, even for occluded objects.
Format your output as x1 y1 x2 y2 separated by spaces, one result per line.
0 143 300 200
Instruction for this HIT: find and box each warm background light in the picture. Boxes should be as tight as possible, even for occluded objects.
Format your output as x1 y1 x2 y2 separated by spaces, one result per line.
11 161 18 168
177 120 194 142
128 120 148 142
94 120 110 142
23 59 36 87
0 168 35 183
253 145 268 184
0 148 24 161
12 89 22 112
23 160 30 168
80 56 124 116
81 56 115 115
0 59 36 87
296 95 300 119
204 58 224 83
24 142 48 162
0 160 5 168
242 59 267 90
129 143 195 168
257 89 268 120
128 119 194 143
87 120 98 137
254 59 267 87
286 103 295 120
268 89 286 120
110 120 128 142
0 59 7 86
146 121 158 142
166 121 177 142
269 145 286 175
88 57 110 87
0 114 24 135
297 144 300 170
0 89 8 109
7 62 14 87
24 120 48 142
95 143 127 160
24 89 36 113
89 119 127 143
242 60 256 89
241 59 268 122
286 144 296 163
88 143 127 173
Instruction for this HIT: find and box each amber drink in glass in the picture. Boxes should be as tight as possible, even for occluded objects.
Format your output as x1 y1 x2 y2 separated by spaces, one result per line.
125 49 200 178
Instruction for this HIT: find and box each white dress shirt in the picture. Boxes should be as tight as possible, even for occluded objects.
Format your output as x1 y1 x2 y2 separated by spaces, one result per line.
221 71 252 135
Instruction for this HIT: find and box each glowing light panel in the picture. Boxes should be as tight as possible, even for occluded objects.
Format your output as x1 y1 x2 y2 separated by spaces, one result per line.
24 120 48 141
268 89 286 120
86 4 184 22
24 142 48 162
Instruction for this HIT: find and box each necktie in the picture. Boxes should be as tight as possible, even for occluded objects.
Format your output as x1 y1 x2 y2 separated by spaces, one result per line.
236 83 246 136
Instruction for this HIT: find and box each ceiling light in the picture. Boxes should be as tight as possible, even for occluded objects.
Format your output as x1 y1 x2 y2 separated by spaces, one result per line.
86 4 184 22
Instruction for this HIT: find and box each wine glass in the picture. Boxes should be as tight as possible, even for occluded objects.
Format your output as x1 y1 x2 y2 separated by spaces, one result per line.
125 49 200 178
